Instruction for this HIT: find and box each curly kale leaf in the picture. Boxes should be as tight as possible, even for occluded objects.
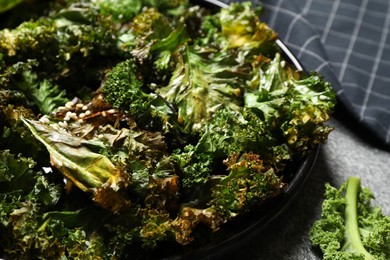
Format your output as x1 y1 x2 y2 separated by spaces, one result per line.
101 59 149 117
122 6 189 75
198 2 277 56
245 52 335 155
360 204 390 258
171 152 287 245
97 0 188 23
2 203 110 259
0 150 62 234
0 6 119 93
0 103 48 161
12 71 68 114
195 108 291 171
0 60 67 115
310 177 390 260
171 144 213 195
157 46 248 132
22 118 130 213
281 72 336 153
100 59 176 131
209 152 287 217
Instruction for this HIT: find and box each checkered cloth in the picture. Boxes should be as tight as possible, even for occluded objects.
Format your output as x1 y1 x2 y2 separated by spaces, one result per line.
217 0 390 148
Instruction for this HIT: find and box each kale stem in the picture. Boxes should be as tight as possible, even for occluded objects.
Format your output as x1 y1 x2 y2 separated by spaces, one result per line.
344 176 374 260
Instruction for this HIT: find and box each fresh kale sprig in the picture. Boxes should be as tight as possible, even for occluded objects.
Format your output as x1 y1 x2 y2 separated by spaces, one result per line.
310 176 390 260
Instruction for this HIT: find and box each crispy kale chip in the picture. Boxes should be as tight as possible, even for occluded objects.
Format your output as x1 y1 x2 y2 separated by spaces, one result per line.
156 46 247 132
0 3 120 101
170 107 291 200
126 7 189 70
0 59 66 115
0 150 60 212
196 108 291 169
309 176 390 260
210 153 287 217
220 2 277 53
198 2 277 56
0 150 70 259
100 59 150 119
11 71 68 114
22 118 131 213
171 143 213 195
171 152 287 245
97 0 188 22
100 59 176 131
245 52 335 155
0 102 48 162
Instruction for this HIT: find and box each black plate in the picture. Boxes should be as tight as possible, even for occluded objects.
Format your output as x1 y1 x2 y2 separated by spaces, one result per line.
145 1 319 259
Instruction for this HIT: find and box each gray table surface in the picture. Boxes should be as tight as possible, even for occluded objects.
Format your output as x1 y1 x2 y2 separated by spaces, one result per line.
221 109 390 259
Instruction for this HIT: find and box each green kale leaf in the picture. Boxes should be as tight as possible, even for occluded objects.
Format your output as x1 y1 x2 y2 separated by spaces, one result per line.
100 59 176 132
245 52 335 155
22 118 130 213
157 46 247 132
310 176 390 260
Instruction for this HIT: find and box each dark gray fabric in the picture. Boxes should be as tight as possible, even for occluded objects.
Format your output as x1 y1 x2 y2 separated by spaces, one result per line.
219 0 390 148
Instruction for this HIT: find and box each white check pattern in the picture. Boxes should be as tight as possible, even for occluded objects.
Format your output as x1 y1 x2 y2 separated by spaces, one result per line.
218 0 390 146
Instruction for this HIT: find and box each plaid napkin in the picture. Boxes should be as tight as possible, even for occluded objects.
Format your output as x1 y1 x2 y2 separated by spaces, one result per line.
219 0 390 148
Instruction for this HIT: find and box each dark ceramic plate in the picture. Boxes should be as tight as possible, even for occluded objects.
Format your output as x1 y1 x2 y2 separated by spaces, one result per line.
146 1 319 259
